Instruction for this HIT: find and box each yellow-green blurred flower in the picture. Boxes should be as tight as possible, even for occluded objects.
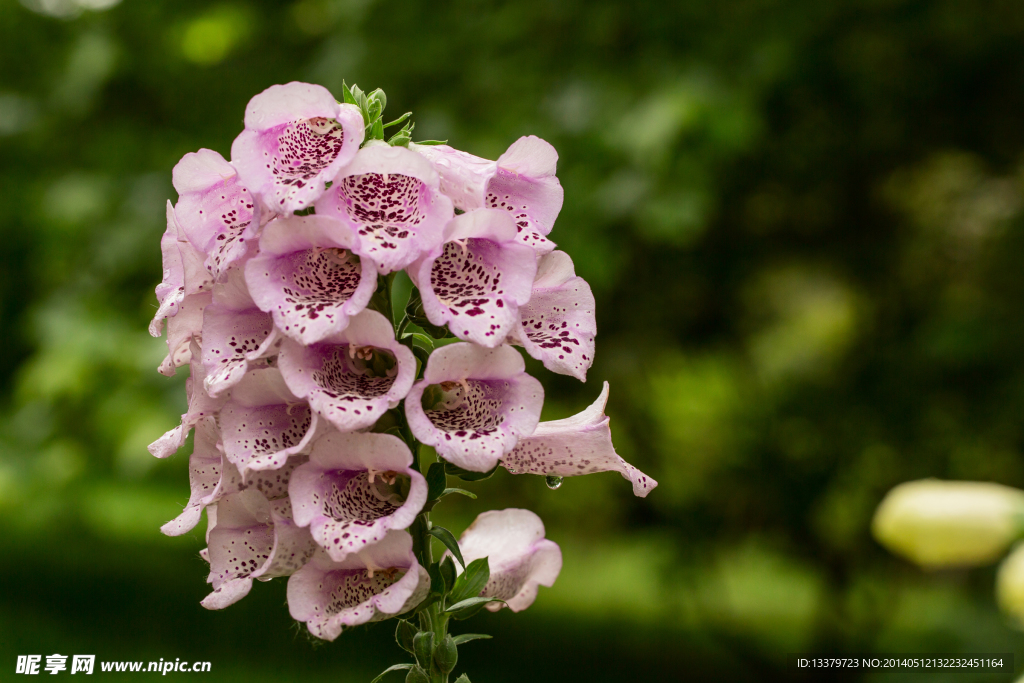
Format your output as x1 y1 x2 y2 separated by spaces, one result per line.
872 479 1024 568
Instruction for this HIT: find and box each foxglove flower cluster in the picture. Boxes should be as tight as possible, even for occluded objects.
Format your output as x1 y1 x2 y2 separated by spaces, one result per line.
150 82 656 683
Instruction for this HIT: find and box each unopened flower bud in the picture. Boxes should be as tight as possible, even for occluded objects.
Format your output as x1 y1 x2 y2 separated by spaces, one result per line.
405 667 429 683
433 634 458 675
872 479 1024 568
413 631 434 670
996 544 1024 625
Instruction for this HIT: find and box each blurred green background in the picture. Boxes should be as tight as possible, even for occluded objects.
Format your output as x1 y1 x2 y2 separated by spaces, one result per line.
4 0 1024 680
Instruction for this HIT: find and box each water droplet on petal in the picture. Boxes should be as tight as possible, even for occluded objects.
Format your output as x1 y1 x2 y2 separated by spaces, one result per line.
545 475 563 490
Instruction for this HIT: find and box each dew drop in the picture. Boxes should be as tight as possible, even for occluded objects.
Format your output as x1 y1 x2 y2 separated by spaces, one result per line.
545 475 563 490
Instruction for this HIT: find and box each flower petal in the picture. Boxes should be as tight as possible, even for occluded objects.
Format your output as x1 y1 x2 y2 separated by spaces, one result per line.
415 209 537 347
456 508 562 613
230 82 364 213
502 382 657 497
405 343 544 472
219 366 320 475
277 309 416 433
161 416 222 536
315 144 454 274
201 302 278 398
287 532 429 641
289 430 427 561
245 214 378 345
172 149 259 279
512 250 596 381
149 341 227 459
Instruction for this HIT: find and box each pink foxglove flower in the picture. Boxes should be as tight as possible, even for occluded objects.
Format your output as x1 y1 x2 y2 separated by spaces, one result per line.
455 508 561 612
412 136 563 253
511 250 596 381
277 309 416 433
289 431 427 561
171 149 259 280
502 382 657 497
287 530 430 641
160 417 221 536
151 203 213 376
149 341 226 459
202 491 317 610
410 209 537 347
405 343 543 472
314 143 454 274
219 366 320 476
201 268 281 397
230 82 364 213
245 214 378 345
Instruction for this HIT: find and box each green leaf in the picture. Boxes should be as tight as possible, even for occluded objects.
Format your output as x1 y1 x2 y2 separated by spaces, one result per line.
426 462 447 500
451 634 492 646
428 561 445 595
454 676 471 683
444 596 504 619
443 461 500 482
405 287 452 339
368 87 387 111
370 117 384 140
440 487 477 500
341 81 357 105
448 557 489 605
415 140 449 145
370 663 415 683
413 631 435 669
395 620 417 654
428 526 465 569
383 112 412 129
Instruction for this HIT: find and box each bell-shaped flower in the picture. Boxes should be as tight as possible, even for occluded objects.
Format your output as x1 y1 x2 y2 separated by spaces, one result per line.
172 149 260 280
201 266 280 398
455 508 561 612
502 382 657 498
314 143 454 274
409 209 537 347
230 82 364 213
151 201 214 377
245 213 378 346
220 365 321 476
149 341 227 459
412 136 563 253
287 530 429 641
162 415 311 536
289 430 427 561
278 310 416 433
202 490 317 610
405 343 543 472
510 250 596 381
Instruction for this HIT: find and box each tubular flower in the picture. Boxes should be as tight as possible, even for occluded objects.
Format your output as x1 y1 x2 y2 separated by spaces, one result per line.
412 136 563 253
405 343 544 472
287 531 430 641
289 431 427 561
201 267 281 398
245 214 378 346
314 144 454 274
202 491 317 610
160 417 221 536
151 202 214 377
219 366 320 476
149 341 226 459
510 250 596 381
502 382 657 497
277 310 415 433
171 149 260 280
230 82 364 213
410 209 537 347
455 509 561 612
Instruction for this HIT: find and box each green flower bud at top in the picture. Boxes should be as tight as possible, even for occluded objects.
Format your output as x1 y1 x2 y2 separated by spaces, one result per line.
413 631 435 670
872 479 1024 568
433 634 458 675
996 543 1024 625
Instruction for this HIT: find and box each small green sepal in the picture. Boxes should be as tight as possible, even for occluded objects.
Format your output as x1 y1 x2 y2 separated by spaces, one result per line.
412 631 435 670
451 633 492 646
396 620 417 654
370 663 416 683
433 634 458 675
426 462 447 500
448 557 490 605
428 526 465 569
